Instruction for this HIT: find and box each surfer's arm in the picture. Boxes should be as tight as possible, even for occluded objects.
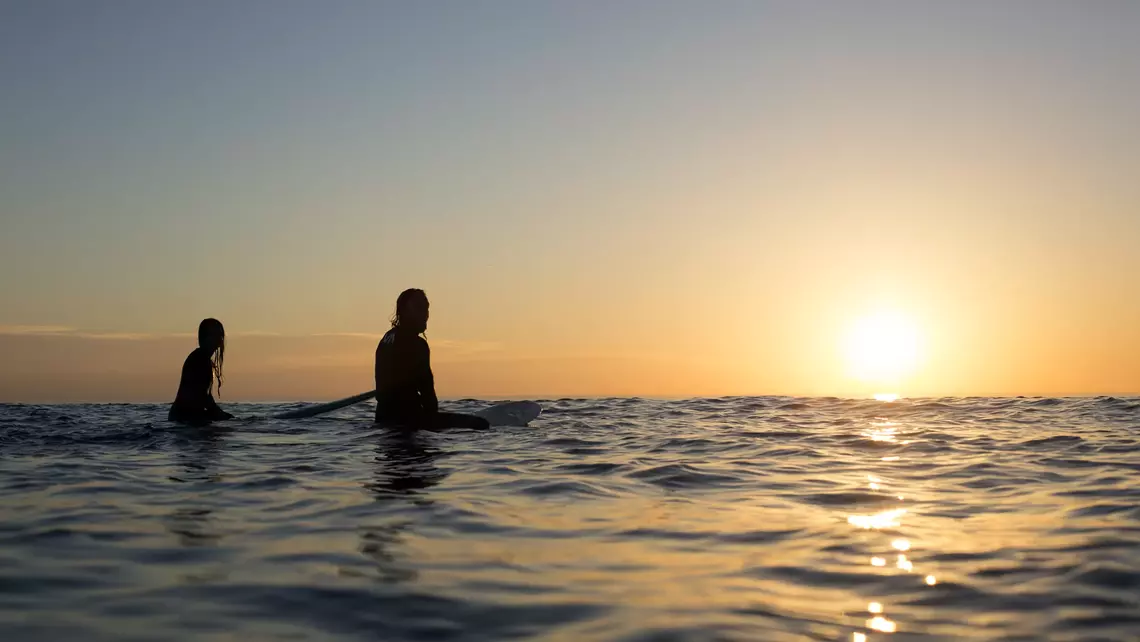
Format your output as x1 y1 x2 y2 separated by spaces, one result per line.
416 339 439 413
374 343 382 395
204 393 233 420
191 353 231 419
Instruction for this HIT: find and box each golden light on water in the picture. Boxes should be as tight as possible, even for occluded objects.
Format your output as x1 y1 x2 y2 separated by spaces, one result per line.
846 417 947 641
873 392 900 402
897 554 914 572
867 616 898 633
848 508 906 530
864 421 899 443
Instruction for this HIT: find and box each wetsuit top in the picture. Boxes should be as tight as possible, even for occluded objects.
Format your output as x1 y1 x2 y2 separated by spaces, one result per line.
169 347 229 422
375 326 438 422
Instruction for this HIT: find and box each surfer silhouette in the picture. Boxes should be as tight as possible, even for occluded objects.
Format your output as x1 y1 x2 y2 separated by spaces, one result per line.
168 318 234 424
375 289 489 430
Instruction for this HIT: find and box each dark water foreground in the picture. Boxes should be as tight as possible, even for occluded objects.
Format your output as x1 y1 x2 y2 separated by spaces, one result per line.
0 397 1137 641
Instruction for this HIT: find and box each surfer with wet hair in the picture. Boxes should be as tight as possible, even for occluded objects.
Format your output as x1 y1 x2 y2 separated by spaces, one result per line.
169 318 234 424
375 289 489 430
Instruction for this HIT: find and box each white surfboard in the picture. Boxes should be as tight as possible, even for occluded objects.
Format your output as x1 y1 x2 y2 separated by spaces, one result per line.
473 400 542 426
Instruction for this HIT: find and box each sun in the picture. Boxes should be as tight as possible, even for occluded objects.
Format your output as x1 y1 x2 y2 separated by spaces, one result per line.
843 310 922 385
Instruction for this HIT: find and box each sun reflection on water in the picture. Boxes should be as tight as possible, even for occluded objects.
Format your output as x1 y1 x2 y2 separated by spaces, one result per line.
847 508 906 530
847 416 948 640
896 554 914 572
867 615 898 633
863 421 899 443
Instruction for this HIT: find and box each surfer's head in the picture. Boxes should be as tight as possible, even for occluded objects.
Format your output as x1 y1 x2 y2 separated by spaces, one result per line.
197 318 226 394
392 288 429 334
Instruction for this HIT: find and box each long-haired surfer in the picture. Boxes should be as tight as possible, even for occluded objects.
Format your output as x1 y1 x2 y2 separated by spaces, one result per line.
169 318 234 424
375 289 489 430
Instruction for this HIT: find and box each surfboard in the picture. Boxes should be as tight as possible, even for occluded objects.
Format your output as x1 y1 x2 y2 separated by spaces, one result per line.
474 400 542 426
271 391 542 426
271 390 378 420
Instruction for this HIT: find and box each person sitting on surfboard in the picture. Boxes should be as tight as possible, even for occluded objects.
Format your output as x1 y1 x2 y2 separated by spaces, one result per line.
375 289 489 430
169 318 234 424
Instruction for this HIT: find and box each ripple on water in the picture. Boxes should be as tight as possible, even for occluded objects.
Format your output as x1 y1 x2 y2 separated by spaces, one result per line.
626 463 745 489
0 396 1137 641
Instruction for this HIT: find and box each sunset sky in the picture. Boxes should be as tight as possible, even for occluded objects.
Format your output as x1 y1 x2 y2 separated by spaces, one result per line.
2 1 1138 402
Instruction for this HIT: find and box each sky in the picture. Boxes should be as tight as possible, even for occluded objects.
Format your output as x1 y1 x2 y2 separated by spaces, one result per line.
1 1 1138 402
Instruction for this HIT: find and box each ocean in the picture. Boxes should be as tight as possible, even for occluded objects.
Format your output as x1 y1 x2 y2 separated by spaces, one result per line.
0 397 1137 641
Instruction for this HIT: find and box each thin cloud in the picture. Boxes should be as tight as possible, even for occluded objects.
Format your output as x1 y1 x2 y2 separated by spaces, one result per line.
78 332 184 340
0 325 190 340
431 339 505 355
0 326 503 351
0 325 78 335
0 326 504 353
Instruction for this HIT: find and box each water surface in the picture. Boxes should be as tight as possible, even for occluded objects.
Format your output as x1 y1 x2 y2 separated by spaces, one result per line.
1 397 1138 641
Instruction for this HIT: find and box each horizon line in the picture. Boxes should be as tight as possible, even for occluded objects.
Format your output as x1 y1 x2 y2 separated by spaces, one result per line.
4 392 1137 405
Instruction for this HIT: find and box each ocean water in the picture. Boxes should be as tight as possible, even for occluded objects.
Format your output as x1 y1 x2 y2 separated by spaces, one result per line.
0 397 1138 642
